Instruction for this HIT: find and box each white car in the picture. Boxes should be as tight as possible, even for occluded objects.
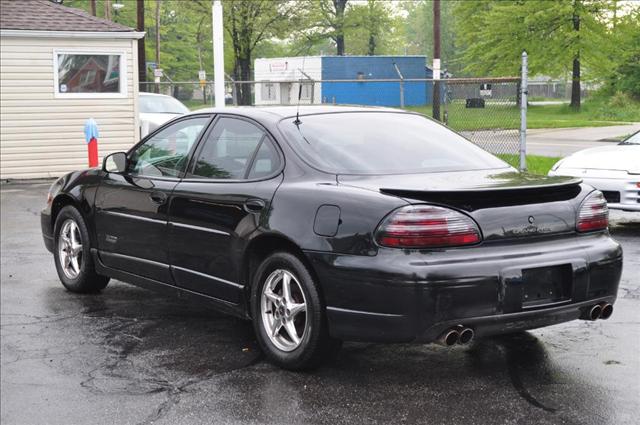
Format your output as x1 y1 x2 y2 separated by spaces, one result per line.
139 92 190 138
549 131 640 212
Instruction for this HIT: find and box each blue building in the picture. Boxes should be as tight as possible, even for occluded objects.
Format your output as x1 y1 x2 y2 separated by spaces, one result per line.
254 56 432 107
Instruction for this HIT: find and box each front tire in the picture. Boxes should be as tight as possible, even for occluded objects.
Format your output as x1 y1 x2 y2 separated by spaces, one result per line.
251 252 340 370
53 205 109 293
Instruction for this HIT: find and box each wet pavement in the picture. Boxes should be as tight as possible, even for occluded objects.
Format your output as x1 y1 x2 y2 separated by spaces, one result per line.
1 181 639 425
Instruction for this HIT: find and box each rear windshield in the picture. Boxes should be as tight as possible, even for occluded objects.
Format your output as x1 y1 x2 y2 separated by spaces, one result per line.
278 112 510 174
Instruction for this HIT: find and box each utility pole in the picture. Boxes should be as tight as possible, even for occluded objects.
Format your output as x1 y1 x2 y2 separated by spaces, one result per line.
155 0 161 93
432 0 441 121
90 0 97 16
137 0 146 91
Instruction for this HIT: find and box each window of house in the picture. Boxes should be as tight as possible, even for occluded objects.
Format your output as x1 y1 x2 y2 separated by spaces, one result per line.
54 51 127 97
261 82 276 101
300 82 313 100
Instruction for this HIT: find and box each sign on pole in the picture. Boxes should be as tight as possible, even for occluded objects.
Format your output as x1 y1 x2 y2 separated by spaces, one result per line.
432 58 441 80
154 68 163 84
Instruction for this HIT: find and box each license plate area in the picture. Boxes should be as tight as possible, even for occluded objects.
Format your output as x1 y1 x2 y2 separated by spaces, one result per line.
522 264 573 309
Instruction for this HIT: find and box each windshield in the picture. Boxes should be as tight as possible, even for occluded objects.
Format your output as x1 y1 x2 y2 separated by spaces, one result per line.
620 132 640 145
279 112 510 174
139 95 190 114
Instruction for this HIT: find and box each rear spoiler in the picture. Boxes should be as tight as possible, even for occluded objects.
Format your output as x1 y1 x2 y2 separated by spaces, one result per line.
380 178 583 211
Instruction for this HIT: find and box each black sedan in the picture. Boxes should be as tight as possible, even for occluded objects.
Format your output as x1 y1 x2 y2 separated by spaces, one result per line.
41 106 622 370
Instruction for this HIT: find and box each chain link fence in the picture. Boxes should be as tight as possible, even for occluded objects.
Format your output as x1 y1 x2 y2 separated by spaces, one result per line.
141 77 524 168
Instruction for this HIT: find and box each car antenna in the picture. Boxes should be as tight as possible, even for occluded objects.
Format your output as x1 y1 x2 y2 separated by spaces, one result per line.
293 54 308 126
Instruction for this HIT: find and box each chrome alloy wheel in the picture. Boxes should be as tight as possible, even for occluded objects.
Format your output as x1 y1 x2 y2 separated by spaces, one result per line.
58 219 83 279
260 269 308 352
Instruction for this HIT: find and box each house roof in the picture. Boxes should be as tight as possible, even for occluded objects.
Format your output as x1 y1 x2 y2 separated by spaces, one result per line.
0 0 135 32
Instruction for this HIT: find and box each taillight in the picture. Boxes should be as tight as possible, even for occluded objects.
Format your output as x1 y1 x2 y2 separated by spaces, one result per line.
375 205 482 248
577 191 608 232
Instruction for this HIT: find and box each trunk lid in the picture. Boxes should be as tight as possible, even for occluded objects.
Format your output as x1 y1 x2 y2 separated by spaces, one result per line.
338 169 584 241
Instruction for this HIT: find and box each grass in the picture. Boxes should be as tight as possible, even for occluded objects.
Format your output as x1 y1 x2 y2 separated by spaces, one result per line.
183 99 213 111
405 96 640 131
497 154 561 175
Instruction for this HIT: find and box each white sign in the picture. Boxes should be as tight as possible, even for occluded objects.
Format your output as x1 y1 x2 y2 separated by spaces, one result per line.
269 62 288 72
198 70 206 81
480 83 492 97
154 68 163 78
432 58 441 80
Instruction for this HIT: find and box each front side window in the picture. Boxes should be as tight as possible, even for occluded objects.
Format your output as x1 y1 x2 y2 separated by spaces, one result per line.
189 117 279 180
55 52 125 96
128 117 209 178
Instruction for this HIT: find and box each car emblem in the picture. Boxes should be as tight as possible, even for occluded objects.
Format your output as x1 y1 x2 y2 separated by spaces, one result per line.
528 216 535 224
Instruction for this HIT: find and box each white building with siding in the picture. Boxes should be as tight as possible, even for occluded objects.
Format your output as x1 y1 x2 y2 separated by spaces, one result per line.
254 57 322 106
0 0 144 179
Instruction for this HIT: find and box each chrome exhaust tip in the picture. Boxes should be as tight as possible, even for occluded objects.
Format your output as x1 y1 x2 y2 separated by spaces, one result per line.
600 303 613 320
458 327 474 345
585 304 602 321
437 329 460 346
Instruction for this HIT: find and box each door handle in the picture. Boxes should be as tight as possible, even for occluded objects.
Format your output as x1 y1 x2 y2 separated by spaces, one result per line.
149 191 168 205
244 199 265 213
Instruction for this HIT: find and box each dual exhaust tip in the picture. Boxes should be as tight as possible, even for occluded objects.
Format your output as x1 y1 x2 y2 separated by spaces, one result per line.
437 325 474 347
437 302 613 346
582 302 614 321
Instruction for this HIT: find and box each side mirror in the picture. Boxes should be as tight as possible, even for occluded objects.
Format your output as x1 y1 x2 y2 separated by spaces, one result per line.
103 152 127 173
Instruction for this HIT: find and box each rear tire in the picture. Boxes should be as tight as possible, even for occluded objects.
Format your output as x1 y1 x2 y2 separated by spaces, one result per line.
53 205 109 293
251 252 340 370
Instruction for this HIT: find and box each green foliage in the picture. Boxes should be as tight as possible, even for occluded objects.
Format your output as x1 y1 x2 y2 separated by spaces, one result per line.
497 155 561 174
453 0 611 78
344 0 399 56
600 7 640 99
62 0 639 106
401 1 460 73
407 97 640 131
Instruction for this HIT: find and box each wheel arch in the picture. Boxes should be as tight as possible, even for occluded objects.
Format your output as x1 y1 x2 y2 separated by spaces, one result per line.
241 233 322 317
51 193 97 249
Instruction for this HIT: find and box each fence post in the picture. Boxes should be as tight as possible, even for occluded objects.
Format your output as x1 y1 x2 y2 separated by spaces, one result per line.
393 62 405 108
519 51 528 172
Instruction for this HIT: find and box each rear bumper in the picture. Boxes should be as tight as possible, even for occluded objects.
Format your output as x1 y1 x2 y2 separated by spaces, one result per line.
306 232 622 343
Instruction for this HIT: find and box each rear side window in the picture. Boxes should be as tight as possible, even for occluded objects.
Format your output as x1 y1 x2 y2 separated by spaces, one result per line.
189 117 280 179
279 112 509 174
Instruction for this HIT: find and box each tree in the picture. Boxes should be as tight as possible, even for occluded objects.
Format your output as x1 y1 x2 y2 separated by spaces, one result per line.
303 0 350 56
401 1 459 73
346 0 396 56
453 0 610 109
602 5 640 98
224 0 300 104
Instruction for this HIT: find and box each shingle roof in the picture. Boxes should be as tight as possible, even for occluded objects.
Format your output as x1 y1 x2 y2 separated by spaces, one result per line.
0 0 135 32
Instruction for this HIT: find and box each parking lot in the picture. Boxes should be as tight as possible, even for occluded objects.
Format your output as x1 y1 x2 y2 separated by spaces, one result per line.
1 181 639 425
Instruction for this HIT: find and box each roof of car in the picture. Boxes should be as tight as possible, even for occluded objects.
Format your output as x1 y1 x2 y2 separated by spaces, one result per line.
139 92 177 97
187 105 408 120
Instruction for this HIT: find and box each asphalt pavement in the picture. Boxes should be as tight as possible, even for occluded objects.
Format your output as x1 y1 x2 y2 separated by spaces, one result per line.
526 124 640 157
463 123 639 158
1 182 639 425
